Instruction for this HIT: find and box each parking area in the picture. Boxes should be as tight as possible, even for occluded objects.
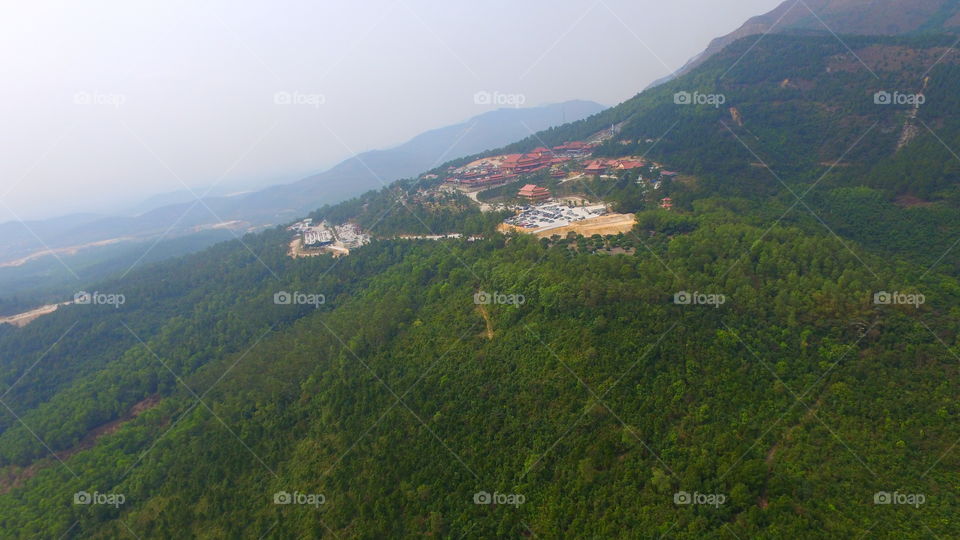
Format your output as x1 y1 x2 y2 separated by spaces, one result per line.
504 203 607 231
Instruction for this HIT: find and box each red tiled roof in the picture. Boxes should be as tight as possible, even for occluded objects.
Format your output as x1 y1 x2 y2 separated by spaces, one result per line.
554 141 591 150
584 160 607 172
519 184 550 196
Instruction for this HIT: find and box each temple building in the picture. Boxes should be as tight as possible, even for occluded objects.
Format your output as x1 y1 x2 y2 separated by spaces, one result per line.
518 184 551 202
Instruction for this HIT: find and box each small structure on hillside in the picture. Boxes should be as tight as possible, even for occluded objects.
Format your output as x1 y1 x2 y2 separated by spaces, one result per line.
616 160 645 171
502 148 556 174
659 197 673 210
552 141 593 158
304 228 334 247
584 160 607 176
518 184 551 202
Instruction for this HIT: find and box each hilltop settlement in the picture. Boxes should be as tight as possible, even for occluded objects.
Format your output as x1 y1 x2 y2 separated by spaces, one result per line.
287 128 685 255
287 219 370 258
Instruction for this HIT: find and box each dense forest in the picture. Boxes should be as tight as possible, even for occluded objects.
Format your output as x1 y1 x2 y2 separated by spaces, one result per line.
1 32 960 538
2 204 958 537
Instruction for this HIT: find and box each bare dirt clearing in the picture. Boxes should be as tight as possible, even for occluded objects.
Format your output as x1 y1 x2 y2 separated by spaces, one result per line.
0 237 134 268
0 302 70 328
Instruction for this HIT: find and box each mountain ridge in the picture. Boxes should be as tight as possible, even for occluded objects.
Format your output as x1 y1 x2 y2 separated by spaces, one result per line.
0 100 604 266
647 0 960 88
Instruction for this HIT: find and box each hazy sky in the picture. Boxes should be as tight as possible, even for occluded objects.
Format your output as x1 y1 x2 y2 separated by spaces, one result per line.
0 0 782 222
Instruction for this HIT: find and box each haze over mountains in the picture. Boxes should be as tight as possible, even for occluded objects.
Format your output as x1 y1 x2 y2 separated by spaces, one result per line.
231 100 605 222
0 100 603 266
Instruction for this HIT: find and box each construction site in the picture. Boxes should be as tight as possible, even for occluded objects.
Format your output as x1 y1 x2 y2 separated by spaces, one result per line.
287 219 370 258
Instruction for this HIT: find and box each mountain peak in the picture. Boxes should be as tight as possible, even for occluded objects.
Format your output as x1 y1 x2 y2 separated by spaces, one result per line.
649 0 960 88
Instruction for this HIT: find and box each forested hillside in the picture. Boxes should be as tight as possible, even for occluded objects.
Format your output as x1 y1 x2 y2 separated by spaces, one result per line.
1 32 960 538
650 0 960 86
446 33 960 270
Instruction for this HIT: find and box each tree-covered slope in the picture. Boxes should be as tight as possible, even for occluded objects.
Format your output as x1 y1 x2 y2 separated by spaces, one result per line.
1 31 960 539
495 34 960 191
0 197 958 537
448 33 960 270
651 0 960 87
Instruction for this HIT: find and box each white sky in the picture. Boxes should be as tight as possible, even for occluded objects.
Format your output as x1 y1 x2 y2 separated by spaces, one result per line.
0 0 782 222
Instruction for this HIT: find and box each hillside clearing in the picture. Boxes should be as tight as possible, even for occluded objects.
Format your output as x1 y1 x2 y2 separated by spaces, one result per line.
499 213 636 238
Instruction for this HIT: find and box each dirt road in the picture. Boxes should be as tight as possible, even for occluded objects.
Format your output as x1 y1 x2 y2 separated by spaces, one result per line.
0 302 70 328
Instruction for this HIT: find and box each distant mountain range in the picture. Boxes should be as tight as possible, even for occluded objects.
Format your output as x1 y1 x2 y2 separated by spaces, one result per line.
648 0 960 88
0 100 604 266
223 100 606 223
